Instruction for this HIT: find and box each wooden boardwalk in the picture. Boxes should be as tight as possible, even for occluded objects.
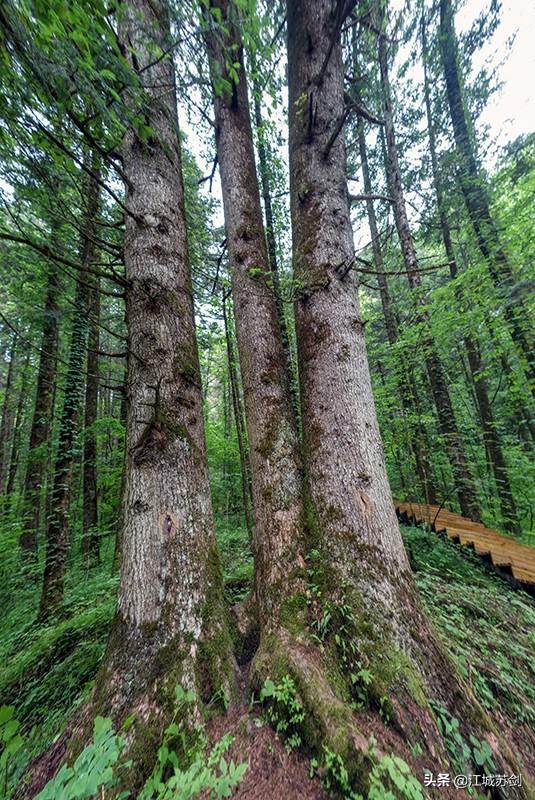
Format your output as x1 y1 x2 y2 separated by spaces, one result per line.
395 501 535 592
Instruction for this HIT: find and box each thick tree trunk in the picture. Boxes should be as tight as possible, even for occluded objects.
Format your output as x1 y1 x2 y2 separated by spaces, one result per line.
357 121 438 505
26 2 235 795
439 0 534 390
252 72 300 425
250 2 530 794
37 157 101 620
222 292 253 539
81 277 100 560
203 0 305 632
0 334 17 496
421 15 519 534
111 377 127 575
379 22 480 521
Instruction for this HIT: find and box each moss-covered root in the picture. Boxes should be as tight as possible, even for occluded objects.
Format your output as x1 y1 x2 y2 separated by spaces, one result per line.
250 628 534 800
20 608 238 799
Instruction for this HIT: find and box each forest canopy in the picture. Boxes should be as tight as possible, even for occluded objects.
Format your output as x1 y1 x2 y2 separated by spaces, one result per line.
0 0 533 798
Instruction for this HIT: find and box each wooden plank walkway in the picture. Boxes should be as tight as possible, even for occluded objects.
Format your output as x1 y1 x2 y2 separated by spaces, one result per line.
395 501 535 591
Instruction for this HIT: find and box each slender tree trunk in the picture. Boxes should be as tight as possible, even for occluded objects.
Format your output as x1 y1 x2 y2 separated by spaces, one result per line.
6 350 31 497
20 258 60 559
421 15 519 534
0 334 17 496
439 0 534 389
379 20 480 521
222 292 253 539
252 71 300 425
81 277 100 560
250 2 530 794
202 0 305 632
357 120 438 505
38 158 100 619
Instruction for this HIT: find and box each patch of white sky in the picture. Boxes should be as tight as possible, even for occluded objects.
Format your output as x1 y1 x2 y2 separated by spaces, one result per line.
180 0 534 260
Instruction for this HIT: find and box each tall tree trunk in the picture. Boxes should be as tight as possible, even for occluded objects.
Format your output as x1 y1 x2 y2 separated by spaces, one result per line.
112 376 127 575
222 291 253 539
357 120 438 505
20 258 60 559
81 277 100 560
38 157 100 619
252 71 300 425
251 2 529 793
0 336 17 475
28 3 235 794
421 14 519 534
439 0 534 389
0 334 17 496
6 350 31 497
379 19 480 521
202 0 305 632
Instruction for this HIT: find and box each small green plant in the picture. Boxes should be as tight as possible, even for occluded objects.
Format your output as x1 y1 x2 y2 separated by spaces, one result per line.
139 684 247 800
139 732 247 800
368 754 424 800
311 739 423 800
317 746 362 800
0 706 23 799
468 734 496 773
35 716 128 800
430 700 471 774
430 700 496 787
260 675 305 751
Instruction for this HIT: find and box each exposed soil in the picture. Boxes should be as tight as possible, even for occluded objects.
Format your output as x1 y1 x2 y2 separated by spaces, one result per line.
206 707 330 800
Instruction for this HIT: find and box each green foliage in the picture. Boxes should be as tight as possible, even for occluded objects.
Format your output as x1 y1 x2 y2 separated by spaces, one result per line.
33 704 247 800
315 746 360 800
310 740 423 800
36 717 128 800
405 524 535 728
429 700 496 792
139 731 246 800
139 685 247 800
367 754 423 800
0 707 23 799
259 675 305 751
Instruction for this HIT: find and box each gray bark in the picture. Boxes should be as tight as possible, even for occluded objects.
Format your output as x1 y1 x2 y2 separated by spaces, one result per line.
203 0 305 632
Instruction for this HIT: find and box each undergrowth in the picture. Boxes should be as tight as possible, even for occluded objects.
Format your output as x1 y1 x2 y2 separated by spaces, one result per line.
0 521 533 797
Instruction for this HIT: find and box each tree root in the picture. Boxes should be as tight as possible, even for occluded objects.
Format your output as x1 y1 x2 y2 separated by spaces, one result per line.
250 626 534 799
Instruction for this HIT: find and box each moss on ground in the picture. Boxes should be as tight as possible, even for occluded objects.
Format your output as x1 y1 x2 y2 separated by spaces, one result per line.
1 521 533 793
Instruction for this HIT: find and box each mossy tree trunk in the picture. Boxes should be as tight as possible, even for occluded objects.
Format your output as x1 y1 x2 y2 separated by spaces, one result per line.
0 333 18 496
37 158 101 621
81 275 100 561
421 14 519 535
439 0 534 392
6 350 31 497
249 2 531 796
26 1 236 795
19 259 60 560
202 0 305 632
378 16 480 522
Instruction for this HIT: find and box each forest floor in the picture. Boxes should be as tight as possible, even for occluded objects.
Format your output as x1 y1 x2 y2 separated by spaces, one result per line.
1 521 534 798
